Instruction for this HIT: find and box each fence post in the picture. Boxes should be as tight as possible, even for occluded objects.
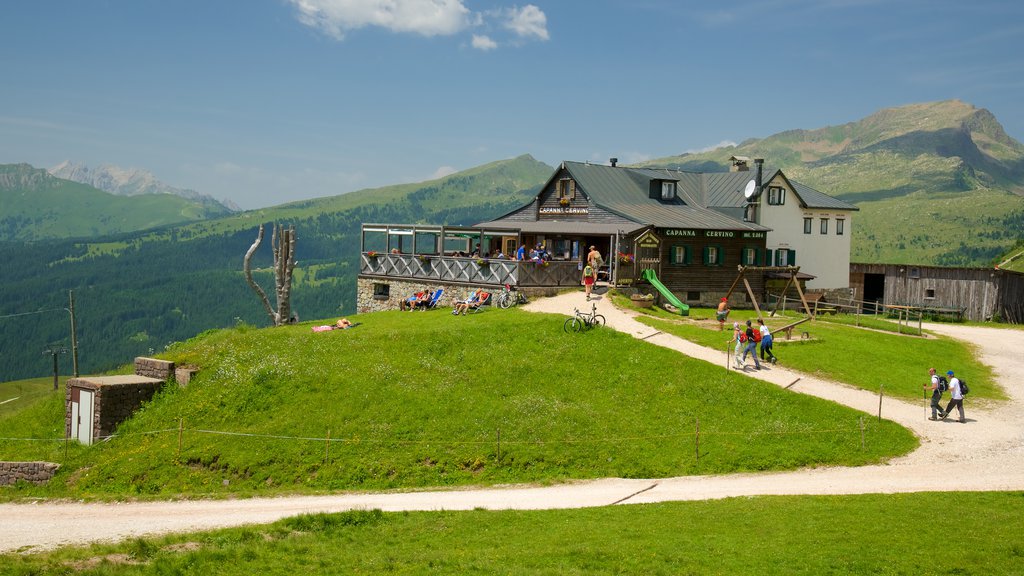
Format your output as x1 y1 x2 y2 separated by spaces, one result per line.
325 428 331 463
878 384 884 422
695 417 700 466
496 428 501 462
859 416 865 450
177 418 183 462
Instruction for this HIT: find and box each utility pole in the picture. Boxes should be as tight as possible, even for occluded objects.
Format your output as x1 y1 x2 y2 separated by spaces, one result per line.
68 290 79 377
41 344 68 391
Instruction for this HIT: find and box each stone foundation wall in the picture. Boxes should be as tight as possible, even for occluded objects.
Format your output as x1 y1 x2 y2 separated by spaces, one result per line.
357 278 488 313
95 381 165 438
135 357 175 380
175 366 199 387
0 461 59 485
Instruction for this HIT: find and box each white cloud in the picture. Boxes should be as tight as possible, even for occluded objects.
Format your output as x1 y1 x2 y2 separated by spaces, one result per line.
471 34 498 50
504 5 549 40
430 165 458 179
288 0 471 40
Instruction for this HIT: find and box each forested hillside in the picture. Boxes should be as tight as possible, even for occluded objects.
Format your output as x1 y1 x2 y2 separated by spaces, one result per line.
0 155 551 380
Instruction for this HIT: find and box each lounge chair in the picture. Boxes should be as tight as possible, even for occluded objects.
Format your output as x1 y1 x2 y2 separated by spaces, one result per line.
421 288 444 310
467 291 491 314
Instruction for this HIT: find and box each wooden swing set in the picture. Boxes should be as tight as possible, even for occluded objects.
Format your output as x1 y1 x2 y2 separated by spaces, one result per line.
724 265 814 339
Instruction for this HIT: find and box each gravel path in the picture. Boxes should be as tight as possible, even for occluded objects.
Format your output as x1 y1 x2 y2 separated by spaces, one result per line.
3 293 1022 553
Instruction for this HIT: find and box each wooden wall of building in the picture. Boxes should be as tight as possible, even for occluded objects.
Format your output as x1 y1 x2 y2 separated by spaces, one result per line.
849 263 1024 323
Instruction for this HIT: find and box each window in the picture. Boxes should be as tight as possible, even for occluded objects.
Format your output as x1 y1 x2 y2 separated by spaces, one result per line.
704 245 723 266
767 186 786 205
742 247 759 265
925 289 936 299
820 218 829 235
671 245 692 265
558 179 575 199
373 283 390 299
836 219 845 236
775 249 796 266
661 181 676 200
803 218 812 234
687 291 700 301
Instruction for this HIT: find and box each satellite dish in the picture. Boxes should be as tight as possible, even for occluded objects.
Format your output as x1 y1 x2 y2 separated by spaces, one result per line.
743 179 756 200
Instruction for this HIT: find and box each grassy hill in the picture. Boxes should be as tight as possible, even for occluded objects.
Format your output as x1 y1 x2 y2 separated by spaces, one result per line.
638 100 1024 266
0 164 234 241
0 155 552 381
0 309 917 500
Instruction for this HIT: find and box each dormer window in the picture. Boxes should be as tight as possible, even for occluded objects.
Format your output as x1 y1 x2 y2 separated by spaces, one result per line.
767 186 786 205
558 178 576 200
660 181 676 200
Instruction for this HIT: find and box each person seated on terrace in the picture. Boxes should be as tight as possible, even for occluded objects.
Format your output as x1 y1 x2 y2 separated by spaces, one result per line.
390 248 400 254
400 290 425 311
452 290 481 315
413 289 435 310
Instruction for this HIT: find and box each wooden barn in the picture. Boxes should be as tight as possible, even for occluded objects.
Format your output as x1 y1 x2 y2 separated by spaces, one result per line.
849 263 1024 323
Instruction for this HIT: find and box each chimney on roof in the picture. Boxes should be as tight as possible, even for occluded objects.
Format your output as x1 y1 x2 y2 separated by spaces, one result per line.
609 157 618 167
754 158 764 195
729 156 750 172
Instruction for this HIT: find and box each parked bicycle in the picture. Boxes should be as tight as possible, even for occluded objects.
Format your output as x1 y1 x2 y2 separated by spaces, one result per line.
496 283 528 309
563 303 606 333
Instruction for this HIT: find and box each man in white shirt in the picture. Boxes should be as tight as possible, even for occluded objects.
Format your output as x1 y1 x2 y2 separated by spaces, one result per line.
923 367 945 420
942 370 966 423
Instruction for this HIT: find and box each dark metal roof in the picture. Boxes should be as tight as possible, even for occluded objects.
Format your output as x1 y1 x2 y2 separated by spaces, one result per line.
563 162 769 231
790 180 860 211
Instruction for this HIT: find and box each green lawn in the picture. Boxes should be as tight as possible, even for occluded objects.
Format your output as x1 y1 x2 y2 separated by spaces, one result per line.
4 492 1023 575
0 310 916 500
0 377 64 418
627 304 1001 402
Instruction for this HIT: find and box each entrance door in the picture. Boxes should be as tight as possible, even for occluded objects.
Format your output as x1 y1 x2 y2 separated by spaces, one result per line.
863 273 885 313
74 389 94 445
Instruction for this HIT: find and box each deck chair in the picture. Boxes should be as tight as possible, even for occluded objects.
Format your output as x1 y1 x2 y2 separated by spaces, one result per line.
421 288 444 311
467 291 491 313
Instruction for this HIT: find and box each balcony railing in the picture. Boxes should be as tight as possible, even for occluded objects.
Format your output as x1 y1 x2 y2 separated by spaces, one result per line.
360 253 583 287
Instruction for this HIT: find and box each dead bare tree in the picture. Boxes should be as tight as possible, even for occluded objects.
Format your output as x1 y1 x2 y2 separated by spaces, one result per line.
243 223 297 326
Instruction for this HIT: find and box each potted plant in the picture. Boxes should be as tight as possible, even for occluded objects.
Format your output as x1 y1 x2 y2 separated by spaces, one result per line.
476 258 490 266
366 250 379 258
559 197 570 207
618 252 634 264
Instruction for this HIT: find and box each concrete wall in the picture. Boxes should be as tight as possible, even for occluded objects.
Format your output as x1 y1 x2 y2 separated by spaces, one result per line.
0 461 59 485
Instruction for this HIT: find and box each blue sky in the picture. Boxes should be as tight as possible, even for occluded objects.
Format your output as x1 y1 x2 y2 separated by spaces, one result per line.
2 0 1022 209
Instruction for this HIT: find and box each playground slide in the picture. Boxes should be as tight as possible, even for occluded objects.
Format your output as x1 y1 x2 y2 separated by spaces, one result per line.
639 269 689 315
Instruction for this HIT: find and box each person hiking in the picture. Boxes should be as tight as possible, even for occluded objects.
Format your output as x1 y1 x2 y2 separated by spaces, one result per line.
942 370 966 423
924 367 946 420
730 321 744 369
741 320 762 370
582 263 595 300
757 318 777 364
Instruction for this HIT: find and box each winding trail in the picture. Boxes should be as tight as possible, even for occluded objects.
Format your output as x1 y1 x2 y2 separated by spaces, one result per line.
3 293 1022 553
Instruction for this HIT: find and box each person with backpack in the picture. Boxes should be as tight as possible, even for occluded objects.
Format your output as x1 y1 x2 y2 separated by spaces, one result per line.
924 367 946 421
729 321 744 369
942 370 967 423
757 318 777 364
581 263 595 300
741 319 762 370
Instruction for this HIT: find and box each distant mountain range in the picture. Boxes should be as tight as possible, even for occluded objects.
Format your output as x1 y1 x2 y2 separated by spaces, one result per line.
49 161 240 211
636 99 1024 266
0 163 236 241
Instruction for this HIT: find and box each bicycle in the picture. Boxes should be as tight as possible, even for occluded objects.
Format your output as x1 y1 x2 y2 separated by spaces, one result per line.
563 303 606 333
496 284 528 309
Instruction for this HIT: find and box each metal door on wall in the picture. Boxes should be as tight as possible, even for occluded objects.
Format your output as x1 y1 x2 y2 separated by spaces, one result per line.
70 388 94 445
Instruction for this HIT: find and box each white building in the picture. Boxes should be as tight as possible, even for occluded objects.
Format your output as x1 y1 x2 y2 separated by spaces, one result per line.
704 157 858 289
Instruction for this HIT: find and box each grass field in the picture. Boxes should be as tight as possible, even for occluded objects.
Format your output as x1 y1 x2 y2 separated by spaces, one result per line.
618 298 1001 402
0 377 64 418
0 309 917 500
4 492 1023 575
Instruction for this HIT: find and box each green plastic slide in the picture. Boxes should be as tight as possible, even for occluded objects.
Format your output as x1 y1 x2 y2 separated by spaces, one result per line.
639 269 690 315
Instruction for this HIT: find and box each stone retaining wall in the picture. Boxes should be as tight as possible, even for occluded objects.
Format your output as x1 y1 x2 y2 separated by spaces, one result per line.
134 357 175 380
357 278 561 313
0 461 59 485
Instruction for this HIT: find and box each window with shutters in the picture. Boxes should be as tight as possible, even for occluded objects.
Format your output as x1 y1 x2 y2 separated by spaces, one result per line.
742 247 759 265
671 245 692 265
704 245 723 266
767 186 785 205
558 179 576 200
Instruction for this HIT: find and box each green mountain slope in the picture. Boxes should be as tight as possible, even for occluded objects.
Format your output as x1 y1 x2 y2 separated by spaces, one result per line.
0 155 552 381
0 164 234 241
639 100 1024 266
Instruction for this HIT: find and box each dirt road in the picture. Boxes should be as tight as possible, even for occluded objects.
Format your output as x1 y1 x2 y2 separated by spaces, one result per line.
3 294 1021 553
